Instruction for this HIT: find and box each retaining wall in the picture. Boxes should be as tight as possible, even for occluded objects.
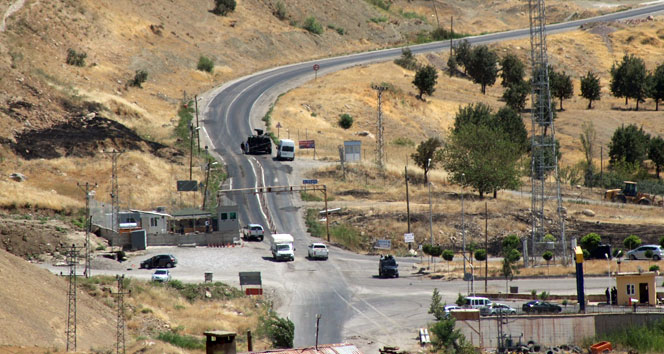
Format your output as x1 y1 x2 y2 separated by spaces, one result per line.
98 228 238 248
457 312 664 350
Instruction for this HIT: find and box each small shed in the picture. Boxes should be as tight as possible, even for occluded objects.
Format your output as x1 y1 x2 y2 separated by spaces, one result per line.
217 196 239 232
615 271 656 305
170 208 213 234
132 209 170 235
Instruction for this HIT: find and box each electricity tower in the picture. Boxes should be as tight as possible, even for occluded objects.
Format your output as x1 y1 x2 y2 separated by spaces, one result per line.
528 0 566 266
66 244 82 352
106 150 123 232
372 84 387 169
115 275 129 354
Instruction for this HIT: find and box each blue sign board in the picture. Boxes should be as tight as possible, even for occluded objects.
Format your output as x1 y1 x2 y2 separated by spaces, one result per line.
303 179 318 185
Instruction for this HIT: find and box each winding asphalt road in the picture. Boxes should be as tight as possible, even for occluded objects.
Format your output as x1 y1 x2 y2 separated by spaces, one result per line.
200 4 664 349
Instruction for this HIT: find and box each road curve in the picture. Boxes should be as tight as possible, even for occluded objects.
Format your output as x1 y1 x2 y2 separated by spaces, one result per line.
201 4 664 348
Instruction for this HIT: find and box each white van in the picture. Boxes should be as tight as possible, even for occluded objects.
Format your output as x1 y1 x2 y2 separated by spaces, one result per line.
276 139 295 161
464 296 492 309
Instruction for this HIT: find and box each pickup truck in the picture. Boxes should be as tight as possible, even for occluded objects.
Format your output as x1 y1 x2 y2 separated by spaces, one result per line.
242 224 264 241
307 243 328 260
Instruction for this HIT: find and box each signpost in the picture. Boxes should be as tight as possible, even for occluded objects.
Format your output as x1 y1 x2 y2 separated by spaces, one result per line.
239 271 263 295
313 64 320 80
303 179 318 185
276 122 282 138
299 140 316 159
404 233 415 243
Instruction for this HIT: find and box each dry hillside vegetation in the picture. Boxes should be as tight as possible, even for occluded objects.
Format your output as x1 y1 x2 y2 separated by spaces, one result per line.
0 0 634 213
274 16 664 252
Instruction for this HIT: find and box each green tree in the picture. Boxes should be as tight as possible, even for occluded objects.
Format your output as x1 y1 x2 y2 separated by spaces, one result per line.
447 54 459 76
474 249 487 262
580 71 601 109
624 234 642 250
610 54 648 110
338 113 354 129
467 45 499 94
502 234 520 253
455 293 466 306
430 316 462 352
660 236 664 248
649 136 664 179
452 103 493 132
650 64 664 111
608 124 651 166
260 311 294 348
442 249 454 273
129 70 148 88
212 0 236 16
580 232 601 252
502 80 530 112
542 251 553 267
500 53 526 87
429 288 445 319
197 56 214 73
580 121 598 186
550 68 574 111
411 137 444 184
412 65 438 100
494 106 529 153
453 39 472 74
502 249 521 292
442 124 521 198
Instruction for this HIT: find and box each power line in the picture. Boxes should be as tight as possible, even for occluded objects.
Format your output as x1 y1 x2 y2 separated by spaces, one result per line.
65 244 83 352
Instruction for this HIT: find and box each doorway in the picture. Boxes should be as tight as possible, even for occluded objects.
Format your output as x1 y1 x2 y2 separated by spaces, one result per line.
639 283 649 304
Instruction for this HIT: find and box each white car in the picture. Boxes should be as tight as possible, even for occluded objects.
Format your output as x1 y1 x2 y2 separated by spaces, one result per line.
626 245 663 260
152 269 171 282
307 243 329 260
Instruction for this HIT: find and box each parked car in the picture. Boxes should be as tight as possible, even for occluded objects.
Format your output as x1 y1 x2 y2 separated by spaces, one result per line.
480 303 517 316
444 305 461 317
522 300 562 314
626 245 663 260
140 254 178 269
151 269 171 282
307 243 329 260
378 255 399 278
243 224 265 241
464 296 492 309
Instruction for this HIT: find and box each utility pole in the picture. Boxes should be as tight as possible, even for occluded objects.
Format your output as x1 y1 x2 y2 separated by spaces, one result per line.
66 244 82 352
405 166 411 250
77 182 97 278
462 173 466 280
315 314 321 351
115 274 129 354
190 124 195 180
485 201 488 293
431 0 440 28
195 95 201 154
372 84 387 169
450 16 454 52
106 150 123 233
428 159 433 268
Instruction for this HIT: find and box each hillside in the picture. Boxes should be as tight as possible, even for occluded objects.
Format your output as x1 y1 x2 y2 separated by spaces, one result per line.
0 248 116 350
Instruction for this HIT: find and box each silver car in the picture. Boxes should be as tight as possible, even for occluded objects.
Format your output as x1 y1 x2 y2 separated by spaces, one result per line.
480 303 517 316
626 245 663 260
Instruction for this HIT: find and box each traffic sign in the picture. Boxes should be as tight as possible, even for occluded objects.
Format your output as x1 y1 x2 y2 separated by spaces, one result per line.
276 122 282 128
313 64 320 71
299 140 315 149
303 179 318 185
404 233 415 243
375 239 391 250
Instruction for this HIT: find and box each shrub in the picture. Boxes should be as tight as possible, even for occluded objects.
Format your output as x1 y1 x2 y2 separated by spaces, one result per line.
366 0 391 10
197 56 214 73
157 331 204 350
212 0 236 16
474 249 487 262
392 137 414 146
394 48 418 71
129 70 148 88
274 1 287 20
370 16 388 23
539 291 549 300
66 48 87 67
338 114 353 129
303 16 323 35
455 293 466 307
580 232 601 251
624 234 642 250
542 251 554 263
650 265 660 272
259 311 294 348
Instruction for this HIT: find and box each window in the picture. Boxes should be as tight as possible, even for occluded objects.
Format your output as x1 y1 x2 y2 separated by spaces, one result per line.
221 213 228 220
230 212 237 220
151 217 158 227
627 284 635 295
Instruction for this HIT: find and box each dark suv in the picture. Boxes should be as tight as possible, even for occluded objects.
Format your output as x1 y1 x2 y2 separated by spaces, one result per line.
379 255 399 278
140 254 177 269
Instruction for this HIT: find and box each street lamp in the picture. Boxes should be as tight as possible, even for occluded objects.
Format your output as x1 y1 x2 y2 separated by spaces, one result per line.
428 158 433 269
605 253 612 306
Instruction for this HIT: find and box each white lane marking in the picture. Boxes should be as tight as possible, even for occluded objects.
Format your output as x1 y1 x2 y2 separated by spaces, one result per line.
332 288 386 331
247 157 269 224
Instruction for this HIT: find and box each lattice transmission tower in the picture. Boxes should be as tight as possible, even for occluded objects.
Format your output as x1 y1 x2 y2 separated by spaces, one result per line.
528 0 566 266
115 274 129 354
66 244 82 352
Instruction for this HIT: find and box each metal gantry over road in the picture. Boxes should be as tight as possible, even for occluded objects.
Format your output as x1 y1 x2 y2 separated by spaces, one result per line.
218 184 331 241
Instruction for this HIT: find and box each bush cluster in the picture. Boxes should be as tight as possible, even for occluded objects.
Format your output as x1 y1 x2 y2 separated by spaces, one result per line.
66 48 87 67
197 56 214 73
129 70 148 88
338 113 353 129
303 16 323 35
212 0 236 16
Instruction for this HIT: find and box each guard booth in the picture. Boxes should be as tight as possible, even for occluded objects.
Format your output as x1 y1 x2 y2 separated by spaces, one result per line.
169 208 212 234
615 272 656 305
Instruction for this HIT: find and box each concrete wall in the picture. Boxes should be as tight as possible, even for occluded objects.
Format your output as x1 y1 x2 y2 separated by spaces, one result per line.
457 313 664 350
99 228 238 248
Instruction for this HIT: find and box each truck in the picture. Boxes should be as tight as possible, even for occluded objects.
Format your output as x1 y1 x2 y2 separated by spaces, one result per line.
379 255 399 278
241 129 272 155
307 243 329 260
242 224 264 241
276 139 295 161
270 233 295 261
